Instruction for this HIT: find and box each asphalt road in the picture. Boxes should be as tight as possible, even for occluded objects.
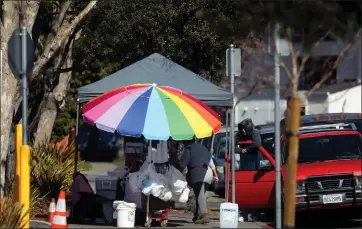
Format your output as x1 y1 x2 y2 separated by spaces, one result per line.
263 211 362 229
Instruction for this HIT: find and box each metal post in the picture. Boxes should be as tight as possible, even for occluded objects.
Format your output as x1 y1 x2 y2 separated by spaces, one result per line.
74 100 80 175
71 99 80 222
21 27 28 145
1 50 2 97
230 44 236 203
273 22 282 229
225 109 229 202
228 109 232 165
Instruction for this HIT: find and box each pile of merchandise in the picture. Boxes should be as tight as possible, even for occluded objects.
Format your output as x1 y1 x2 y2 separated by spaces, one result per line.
128 162 190 203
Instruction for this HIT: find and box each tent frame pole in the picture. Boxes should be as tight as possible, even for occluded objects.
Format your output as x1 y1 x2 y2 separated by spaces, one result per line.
74 99 80 175
71 98 80 222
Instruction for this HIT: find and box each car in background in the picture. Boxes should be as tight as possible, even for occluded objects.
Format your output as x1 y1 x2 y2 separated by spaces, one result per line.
200 125 238 156
211 126 275 195
281 113 362 134
229 122 362 220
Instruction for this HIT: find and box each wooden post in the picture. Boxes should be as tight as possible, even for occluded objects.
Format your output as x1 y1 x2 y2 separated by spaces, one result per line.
283 97 301 228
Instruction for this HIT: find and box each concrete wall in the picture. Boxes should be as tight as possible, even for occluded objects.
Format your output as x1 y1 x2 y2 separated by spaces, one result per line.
306 84 362 114
327 84 362 113
234 95 288 126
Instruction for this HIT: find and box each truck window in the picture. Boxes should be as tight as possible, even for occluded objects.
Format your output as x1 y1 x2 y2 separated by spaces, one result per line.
234 150 265 171
261 133 275 157
292 134 362 163
216 141 227 159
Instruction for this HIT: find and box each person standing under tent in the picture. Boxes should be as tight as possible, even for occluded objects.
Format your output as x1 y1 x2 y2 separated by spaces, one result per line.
179 138 211 224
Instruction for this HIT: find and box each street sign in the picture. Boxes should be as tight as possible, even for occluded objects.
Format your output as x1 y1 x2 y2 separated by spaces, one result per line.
7 28 34 80
278 38 290 56
226 48 241 77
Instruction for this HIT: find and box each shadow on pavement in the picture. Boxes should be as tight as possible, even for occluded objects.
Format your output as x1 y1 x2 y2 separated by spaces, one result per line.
261 211 362 229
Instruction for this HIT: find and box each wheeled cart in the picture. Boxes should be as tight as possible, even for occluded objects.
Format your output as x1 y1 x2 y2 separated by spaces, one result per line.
141 194 171 228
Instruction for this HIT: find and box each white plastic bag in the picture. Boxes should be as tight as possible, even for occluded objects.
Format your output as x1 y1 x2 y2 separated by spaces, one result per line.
141 178 154 195
167 166 187 194
139 162 149 173
151 183 164 197
178 187 190 203
128 172 141 193
173 180 187 195
171 166 186 181
140 164 156 195
170 193 181 202
151 174 169 197
159 189 172 202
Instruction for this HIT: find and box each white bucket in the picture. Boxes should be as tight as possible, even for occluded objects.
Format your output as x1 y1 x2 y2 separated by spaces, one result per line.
113 201 137 228
220 202 239 228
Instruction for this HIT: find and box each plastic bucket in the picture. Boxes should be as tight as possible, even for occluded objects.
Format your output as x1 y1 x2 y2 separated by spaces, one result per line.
113 201 137 228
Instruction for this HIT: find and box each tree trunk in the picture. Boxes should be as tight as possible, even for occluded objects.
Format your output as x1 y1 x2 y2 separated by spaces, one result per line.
34 38 74 147
1 1 40 198
1 1 20 198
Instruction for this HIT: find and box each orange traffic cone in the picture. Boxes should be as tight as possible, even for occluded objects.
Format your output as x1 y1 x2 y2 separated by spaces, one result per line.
48 198 56 223
51 191 68 228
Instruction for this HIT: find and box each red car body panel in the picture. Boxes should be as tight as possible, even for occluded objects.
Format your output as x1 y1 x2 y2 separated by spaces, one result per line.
227 131 362 210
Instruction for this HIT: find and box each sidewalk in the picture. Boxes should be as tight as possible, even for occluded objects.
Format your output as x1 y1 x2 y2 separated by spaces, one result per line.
66 213 267 228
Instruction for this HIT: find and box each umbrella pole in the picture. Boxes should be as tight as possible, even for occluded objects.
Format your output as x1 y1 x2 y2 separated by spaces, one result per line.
146 140 151 224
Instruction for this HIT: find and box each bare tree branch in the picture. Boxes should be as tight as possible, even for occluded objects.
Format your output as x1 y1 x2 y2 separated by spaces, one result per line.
46 1 72 44
30 0 97 82
306 29 361 97
278 56 293 81
286 28 300 96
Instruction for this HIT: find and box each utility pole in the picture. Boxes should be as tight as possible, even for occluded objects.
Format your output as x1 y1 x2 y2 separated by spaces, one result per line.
226 44 241 204
229 44 236 203
273 22 282 229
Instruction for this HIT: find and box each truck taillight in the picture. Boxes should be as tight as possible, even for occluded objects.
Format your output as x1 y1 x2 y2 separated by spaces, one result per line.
358 113 362 118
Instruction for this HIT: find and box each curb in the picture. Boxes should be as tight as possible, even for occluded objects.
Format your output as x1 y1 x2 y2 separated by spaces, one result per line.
30 220 51 228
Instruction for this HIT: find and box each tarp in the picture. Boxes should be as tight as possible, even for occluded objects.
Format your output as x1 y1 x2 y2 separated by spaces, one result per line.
77 53 233 106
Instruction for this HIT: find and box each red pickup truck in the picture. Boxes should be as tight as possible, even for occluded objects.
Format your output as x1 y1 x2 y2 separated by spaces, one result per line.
227 122 362 218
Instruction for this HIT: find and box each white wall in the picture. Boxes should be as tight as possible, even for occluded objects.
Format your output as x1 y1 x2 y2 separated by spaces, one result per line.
306 99 329 115
306 84 362 114
327 84 362 113
234 96 288 126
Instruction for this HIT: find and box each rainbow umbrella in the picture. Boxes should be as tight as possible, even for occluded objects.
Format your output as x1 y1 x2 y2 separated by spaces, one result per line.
82 83 222 140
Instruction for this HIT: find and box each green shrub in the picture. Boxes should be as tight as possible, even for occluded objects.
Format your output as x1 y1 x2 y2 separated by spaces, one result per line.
30 137 89 218
0 197 27 228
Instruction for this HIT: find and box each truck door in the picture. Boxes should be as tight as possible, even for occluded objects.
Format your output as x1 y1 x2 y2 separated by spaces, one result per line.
228 143 276 209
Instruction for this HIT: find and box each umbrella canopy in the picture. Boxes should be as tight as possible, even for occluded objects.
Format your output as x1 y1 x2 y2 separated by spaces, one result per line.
82 83 222 140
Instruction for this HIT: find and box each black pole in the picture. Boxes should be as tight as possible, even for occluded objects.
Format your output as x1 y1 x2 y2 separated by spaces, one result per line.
74 99 80 175
71 99 80 223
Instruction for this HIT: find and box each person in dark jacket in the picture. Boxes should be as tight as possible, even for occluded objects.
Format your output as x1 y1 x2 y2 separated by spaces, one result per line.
235 118 262 155
179 138 211 224
235 118 262 221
